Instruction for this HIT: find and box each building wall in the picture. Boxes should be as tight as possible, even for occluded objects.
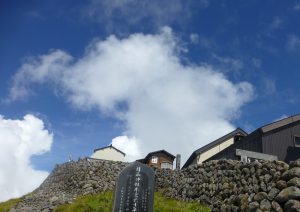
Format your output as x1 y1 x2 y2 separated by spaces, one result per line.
146 153 174 169
91 148 125 162
263 122 300 162
197 137 234 164
206 130 263 162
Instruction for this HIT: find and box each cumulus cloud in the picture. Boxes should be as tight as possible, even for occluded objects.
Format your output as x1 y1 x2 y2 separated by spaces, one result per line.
9 28 253 164
0 114 53 202
111 136 141 162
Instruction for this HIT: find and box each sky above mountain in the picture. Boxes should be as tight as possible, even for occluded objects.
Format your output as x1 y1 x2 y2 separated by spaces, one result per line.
1 0 300 201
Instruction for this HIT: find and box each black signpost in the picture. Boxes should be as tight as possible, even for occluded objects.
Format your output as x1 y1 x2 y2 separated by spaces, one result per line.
112 161 155 212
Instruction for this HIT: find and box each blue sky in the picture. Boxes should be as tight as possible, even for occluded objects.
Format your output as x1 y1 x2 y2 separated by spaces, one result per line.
1 0 300 201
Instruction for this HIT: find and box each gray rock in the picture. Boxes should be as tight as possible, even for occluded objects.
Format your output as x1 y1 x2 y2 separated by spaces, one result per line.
271 201 283 212
260 199 271 211
264 174 272 183
12 159 300 211
282 167 300 181
284 199 300 212
276 180 287 190
254 192 268 202
288 177 300 188
49 196 59 204
275 161 289 172
290 159 300 168
275 186 300 203
249 201 260 211
268 188 280 200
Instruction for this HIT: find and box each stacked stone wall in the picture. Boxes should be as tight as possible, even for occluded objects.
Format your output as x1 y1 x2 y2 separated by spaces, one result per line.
12 158 300 211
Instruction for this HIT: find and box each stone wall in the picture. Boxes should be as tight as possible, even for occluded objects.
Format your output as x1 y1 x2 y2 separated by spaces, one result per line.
12 158 300 211
156 159 300 211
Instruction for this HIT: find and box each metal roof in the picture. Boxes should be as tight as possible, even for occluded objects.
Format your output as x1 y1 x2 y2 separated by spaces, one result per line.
261 114 300 133
182 128 248 168
94 144 126 156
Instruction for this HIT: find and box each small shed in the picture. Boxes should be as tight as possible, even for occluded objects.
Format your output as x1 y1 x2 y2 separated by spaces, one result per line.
137 150 175 169
91 144 126 162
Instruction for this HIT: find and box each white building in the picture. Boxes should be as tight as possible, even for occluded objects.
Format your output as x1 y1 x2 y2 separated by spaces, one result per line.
91 144 126 162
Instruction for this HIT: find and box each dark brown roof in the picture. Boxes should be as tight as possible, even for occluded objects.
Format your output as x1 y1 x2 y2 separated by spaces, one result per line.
182 128 248 168
144 150 175 161
94 144 126 156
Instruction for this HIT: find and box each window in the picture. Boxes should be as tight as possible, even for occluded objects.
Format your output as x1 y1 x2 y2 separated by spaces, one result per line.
295 136 300 147
151 156 158 164
161 162 173 169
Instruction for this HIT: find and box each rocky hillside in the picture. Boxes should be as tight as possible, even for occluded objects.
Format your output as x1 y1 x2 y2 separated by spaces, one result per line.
11 158 300 211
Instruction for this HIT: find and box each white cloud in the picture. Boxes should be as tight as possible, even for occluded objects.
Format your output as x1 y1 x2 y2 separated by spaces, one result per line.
212 54 244 72
273 114 289 122
190 33 199 44
111 136 141 162
9 28 254 165
82 0 209 33
251 58 262 68
293 3 300 11
262 78 276 95
270 17 283 30
0 114 53 202
287 34 300 51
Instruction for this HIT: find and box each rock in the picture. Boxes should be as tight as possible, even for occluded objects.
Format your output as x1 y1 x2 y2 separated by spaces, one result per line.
276 180 287 190
49 196 59 204
260 199 271 211
260 182 267 192
284 199 300 212
271 201 283 212
290 159 300 168
275 186 300 203
282 167 300 181
275 161 289 172
249 201 260 211
268 188 280 200
12 159 300 211
264 174 272 183
288 177 300 188
254 192 268 202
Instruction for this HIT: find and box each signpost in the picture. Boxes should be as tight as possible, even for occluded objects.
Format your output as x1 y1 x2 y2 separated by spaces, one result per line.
112 161 155 212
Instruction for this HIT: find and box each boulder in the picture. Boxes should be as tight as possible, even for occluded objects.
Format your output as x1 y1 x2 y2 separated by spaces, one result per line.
254 192 268 202
284 199 300 212
248 201 259 211
260 199 271 211
275 186 300 203
288 177 300 188
268 188 280 200
290 159 300 168
276 180 287 190
282 167 300 181
271 201 283 212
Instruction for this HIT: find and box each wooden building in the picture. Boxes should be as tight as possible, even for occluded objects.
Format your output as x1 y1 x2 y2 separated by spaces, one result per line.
182 128 247 168
207 114 300 163
137 150 175 169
